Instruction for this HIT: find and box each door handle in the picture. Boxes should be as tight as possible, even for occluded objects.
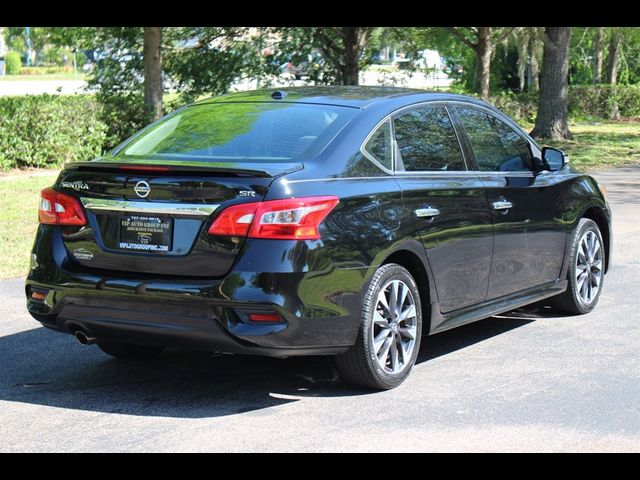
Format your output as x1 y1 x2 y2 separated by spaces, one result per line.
492 200 513 210
415 207 440 218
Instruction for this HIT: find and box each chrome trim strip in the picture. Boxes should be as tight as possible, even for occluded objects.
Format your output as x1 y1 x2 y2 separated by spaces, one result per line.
80 198 219 217
415 207 440 218
492 200 513 210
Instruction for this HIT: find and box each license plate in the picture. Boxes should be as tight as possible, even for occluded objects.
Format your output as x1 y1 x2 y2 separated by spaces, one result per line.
119 215 172 252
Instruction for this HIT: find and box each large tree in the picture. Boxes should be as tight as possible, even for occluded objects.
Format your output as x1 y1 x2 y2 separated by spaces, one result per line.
445 27 513 98
143 27 163 122
268 27 376 86
605 27 622 85
531 27 572 140
528 30 541 92
593 27 605 84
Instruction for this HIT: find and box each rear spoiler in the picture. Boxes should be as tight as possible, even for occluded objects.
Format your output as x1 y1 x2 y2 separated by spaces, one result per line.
64 160 304 178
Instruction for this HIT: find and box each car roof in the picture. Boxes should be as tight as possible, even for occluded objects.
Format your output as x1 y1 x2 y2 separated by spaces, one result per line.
194 86 491 110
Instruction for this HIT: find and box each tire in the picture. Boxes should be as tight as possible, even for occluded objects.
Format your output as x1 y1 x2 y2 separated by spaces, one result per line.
336 263 423 390
549 218 605 315
97 340 165 361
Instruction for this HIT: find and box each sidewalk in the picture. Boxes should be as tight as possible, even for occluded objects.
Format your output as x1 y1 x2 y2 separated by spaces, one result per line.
0 80 87 96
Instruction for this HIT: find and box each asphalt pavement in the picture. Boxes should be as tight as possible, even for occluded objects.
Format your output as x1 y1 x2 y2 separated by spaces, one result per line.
1 167 639 452
0 80 87 96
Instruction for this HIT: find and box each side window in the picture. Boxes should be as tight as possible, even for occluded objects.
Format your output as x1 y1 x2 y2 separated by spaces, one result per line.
456 108 533 172
363 119 393 170
393 106 465 172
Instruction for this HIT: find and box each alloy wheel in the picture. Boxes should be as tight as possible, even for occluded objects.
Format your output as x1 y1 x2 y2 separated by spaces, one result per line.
371 279 418 374
575 230 603 306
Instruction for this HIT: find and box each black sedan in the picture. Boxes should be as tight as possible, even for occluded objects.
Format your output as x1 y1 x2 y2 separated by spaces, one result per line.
26 87 611 389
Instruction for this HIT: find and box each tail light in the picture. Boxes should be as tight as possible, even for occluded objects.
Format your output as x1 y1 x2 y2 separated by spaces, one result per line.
209 196 339 240
39 188 86 226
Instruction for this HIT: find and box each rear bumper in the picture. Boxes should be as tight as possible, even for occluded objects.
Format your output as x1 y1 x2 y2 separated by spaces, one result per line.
26 228 367 357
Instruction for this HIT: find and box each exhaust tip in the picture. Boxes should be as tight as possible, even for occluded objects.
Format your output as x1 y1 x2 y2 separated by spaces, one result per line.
74 330 96 346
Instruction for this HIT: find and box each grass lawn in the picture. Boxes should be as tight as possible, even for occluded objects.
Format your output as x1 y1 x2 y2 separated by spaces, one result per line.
0 172 59 279
0 120 638 280
520 121 640 171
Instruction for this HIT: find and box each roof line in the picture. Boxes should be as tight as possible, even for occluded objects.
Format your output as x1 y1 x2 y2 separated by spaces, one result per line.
190 100 363 110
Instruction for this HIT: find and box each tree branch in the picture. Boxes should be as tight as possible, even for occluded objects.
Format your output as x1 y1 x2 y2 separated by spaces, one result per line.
446 27 478 50
495 27 515 44
537 27 557 51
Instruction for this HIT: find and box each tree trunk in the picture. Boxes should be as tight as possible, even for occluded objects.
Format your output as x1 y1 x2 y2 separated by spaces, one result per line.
473 27 492 99
593 27 604 84
528 33 540 92
143 27 163 123
515 29 529 92
340 27 367 86
605 28 622 119
605 27 621 85
531 27 572 140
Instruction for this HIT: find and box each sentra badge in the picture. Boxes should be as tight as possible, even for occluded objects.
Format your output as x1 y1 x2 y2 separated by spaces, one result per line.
61 181 89 191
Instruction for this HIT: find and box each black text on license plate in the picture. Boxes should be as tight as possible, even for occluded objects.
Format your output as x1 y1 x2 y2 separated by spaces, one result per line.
119 215 172 252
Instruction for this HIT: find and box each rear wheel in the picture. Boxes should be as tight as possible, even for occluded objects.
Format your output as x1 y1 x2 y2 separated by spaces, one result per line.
550 218 605 314
336 263 423 390
98 340 165 361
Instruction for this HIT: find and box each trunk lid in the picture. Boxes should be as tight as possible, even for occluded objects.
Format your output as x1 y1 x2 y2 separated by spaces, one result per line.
57 161 302 277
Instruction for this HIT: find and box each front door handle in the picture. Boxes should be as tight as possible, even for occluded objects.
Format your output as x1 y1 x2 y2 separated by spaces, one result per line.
492 200 513 210
415 207 440 218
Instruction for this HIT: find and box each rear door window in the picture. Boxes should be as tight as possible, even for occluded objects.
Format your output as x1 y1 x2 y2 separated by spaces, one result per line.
393 106 465 172
455 107 534 172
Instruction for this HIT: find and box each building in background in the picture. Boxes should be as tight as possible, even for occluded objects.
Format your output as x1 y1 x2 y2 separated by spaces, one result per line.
0 27 7 57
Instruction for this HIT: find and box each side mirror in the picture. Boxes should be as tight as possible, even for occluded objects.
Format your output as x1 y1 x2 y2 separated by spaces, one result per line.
541 147 567 171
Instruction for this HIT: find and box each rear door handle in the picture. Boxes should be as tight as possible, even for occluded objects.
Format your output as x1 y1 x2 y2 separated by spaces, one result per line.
415 207 440 218
492 200 513 210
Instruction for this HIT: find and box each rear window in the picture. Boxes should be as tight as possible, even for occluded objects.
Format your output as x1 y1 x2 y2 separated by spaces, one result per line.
117 102 357 162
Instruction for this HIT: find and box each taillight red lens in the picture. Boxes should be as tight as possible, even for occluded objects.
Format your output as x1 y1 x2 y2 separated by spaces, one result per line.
38 188 87 226
208 202 260 237
208 196 339 240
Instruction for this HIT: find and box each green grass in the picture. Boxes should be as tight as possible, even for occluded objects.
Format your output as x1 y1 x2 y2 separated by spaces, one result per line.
0 120 639 279
517 121 640 171
0 172 59 279
547 121 640 171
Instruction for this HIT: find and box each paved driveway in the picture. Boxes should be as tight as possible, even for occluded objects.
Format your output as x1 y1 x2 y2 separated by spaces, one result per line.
0 80 87 96
0 167 639 452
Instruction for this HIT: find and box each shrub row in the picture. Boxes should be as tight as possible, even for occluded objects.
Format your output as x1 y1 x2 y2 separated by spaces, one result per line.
18 66 71 76
569 85 640 119
0 94 107 171
489 85 640 123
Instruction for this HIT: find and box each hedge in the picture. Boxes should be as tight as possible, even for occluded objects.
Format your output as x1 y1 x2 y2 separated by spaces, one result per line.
569 85 640 119
490 85 640 123
0 94 107 171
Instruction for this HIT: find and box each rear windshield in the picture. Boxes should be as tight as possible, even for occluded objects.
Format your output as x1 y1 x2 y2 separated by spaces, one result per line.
117 102 358 162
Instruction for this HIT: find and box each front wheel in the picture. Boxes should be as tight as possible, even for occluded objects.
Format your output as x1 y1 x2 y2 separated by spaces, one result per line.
336 263 423 390
550 218 605 315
